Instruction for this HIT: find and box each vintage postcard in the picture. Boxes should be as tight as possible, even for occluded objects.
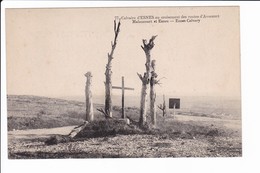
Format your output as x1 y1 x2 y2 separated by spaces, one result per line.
5 6 241 159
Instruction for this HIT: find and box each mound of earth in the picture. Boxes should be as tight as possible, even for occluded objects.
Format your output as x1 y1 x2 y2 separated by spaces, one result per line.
74 119 144 139
45 119 146 145
45 118 228 146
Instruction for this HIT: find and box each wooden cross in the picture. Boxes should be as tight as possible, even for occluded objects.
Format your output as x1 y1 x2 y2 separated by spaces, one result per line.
112 76 134 119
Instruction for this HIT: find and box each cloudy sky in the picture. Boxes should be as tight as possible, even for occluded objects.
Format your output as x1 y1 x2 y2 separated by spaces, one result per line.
6 7 240 98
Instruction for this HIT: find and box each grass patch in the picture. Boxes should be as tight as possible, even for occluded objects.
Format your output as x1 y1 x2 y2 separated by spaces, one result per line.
8 116 85 131
156 117 234 139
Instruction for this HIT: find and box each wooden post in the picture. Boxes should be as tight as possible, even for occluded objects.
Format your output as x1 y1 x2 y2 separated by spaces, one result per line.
85 72 94 122
122 76 125 118
173 103 176 116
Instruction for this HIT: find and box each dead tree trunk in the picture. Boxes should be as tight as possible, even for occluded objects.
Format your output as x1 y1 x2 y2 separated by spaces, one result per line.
150 60 158 126
158 94 167 117
85 72 94 121
137 74 149 125
102 20 121 118
137 35 157 126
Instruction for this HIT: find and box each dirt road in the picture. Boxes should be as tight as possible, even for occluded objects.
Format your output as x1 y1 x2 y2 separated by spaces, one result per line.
8 126 76 140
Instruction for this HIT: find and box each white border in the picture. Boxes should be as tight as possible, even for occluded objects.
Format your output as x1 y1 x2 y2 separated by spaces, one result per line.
1 1 260 173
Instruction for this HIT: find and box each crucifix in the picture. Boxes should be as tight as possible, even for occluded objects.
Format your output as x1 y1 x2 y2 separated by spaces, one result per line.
112 76 134 119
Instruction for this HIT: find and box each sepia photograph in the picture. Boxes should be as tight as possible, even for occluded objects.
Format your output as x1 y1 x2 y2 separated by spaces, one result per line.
5 6 241 159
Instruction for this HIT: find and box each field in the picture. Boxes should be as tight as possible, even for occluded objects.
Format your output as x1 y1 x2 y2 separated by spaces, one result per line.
7 95 242 159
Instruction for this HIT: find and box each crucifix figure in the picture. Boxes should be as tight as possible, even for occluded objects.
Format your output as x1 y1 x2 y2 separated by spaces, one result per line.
112 76 134 119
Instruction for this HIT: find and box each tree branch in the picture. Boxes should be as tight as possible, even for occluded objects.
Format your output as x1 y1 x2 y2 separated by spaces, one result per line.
137 72 143 81
114 20 116 33
149 35 157 45
97 108 109 118
154 76 166 86
142 39 147 46
154 80 162 86
141 35 157 52
113 20 120 44
158 104 164 111
107 20 121 62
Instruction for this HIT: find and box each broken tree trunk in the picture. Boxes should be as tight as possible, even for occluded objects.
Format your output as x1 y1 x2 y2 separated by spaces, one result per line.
158 94 167 117
85 72 94 122
138 74 148 126
45 122 89 145
103 20 121 118
150 60 158 126
68 121 89 138
137 35 157 126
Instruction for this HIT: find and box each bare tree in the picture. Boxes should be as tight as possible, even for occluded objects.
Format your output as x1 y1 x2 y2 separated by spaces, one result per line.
98 20 121 118
85 72 94 121
137 35 157 126
158 94 167 117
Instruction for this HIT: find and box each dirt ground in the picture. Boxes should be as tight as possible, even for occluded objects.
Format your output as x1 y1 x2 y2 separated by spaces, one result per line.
8 115 242 159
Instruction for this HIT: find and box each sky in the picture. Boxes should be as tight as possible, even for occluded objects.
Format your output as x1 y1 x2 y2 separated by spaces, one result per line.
6 7 240 99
